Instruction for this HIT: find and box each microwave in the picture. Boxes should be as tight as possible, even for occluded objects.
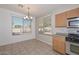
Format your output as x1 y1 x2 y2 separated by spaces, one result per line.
67 17 79 28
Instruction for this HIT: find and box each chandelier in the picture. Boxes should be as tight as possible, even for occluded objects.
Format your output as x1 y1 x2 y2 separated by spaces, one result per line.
24 7 32 20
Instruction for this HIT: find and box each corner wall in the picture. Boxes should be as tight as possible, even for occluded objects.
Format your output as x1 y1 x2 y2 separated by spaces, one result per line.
0 8 36 46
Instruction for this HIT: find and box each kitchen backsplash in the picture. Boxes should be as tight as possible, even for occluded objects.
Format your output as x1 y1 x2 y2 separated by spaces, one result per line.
56 27 79 34
68 28 79 34
56 28 68 34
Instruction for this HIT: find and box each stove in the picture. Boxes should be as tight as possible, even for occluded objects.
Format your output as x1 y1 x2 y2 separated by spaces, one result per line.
66 34 79 43
66 34 79 55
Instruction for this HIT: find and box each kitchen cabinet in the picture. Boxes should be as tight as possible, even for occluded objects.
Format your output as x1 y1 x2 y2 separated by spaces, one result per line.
55 8 79 27
55 12 67 27
53 35 66 54
67 8 79 19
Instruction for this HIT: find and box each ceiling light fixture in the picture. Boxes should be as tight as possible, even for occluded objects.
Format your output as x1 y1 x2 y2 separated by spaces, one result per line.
18 4 24 8
24 7 32 20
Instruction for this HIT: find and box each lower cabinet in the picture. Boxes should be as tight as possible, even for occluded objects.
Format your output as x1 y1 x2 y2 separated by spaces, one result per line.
53 36 66 54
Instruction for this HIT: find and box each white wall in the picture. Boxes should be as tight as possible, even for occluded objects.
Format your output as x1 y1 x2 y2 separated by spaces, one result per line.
36 4 79 46
0 8 36 46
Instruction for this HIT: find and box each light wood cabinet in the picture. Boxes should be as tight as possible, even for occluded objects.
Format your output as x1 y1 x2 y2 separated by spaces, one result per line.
55 8 79 27
53 36 66 54
67 8 79 18
55 12 67 27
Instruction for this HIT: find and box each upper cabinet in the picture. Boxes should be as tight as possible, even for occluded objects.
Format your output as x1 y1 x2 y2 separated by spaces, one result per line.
67 8 79 18
55 12 67 27
55 8 79 27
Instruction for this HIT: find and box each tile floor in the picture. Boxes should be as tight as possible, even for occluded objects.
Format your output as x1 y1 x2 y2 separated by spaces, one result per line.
0 39 59 55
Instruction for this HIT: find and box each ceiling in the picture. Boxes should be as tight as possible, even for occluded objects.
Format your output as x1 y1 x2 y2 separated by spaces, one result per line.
0 4 79 18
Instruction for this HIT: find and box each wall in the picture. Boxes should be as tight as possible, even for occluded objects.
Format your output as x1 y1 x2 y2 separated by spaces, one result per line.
36 4 79 46
0 8 36 46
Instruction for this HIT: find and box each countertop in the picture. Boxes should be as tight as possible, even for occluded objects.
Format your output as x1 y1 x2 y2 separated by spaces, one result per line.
39 33 68 37
54 33 68 37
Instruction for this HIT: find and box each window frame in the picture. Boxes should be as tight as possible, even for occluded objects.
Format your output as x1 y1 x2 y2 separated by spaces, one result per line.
12 16 32 35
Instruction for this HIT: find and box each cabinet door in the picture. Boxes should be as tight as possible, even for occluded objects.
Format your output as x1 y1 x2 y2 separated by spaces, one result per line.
53 36 59 51
55 12 67 27
57 36 66 54
53 36 66 54
67 8 79 18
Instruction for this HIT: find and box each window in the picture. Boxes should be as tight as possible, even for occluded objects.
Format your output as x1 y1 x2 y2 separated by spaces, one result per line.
38 15 52 35
12 16 23 35
12 16 32 35
38 18 44 33
43 16 52 35
23 19 31 33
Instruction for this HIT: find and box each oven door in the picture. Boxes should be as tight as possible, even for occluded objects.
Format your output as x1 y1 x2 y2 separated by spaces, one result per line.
70 44 79 54
67 17 79 28
66 41 79 55
68 20 79 27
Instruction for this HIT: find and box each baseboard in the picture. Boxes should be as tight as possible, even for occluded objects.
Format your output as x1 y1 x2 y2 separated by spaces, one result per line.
36 39 52 46
0 38 35 46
